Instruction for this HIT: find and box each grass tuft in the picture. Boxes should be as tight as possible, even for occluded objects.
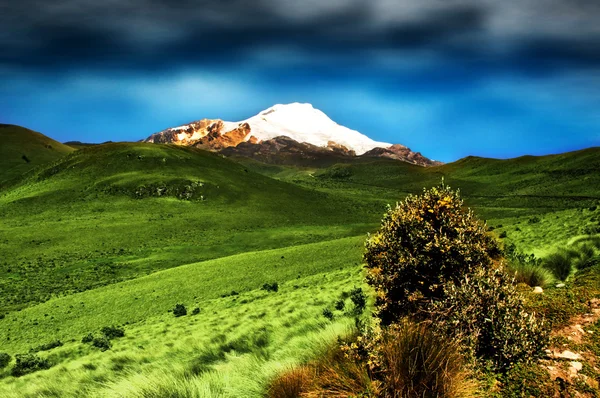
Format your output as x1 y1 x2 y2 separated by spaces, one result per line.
376 320 477 398
507 262 555 287
543 251 574 281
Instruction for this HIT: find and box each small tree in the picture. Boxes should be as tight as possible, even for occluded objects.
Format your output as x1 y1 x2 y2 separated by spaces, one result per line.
364 183 501 325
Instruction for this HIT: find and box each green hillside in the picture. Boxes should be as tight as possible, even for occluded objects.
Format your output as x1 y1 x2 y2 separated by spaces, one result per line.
0 124 74 188
0 142 378 312
0 237 366 397
261 147 600 220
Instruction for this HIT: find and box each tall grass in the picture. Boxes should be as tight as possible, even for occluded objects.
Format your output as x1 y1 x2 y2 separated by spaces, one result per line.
543 239 600 280
571 243 600 270
376 320 477 398
266 335 376 398
267 320 477 398
543 251 574 281
507 262 555 287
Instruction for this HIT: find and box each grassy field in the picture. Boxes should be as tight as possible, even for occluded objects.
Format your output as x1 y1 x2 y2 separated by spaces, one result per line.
1 131 599 396
0 238 368 397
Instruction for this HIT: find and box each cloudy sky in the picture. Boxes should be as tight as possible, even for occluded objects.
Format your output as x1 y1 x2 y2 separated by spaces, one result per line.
1 0 599 162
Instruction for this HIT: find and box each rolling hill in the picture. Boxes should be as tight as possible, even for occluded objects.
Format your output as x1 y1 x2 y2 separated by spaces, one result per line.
0 124 74 188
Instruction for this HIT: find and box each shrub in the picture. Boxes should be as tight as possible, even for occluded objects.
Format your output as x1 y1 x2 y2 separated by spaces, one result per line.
172 303 187 317
261 282 279 292
0 352 11 369
364 183 501 325
543 251 573 281
11 354 51 377
81 333 94 344
499 231 508 238
322 308 334 320
349 287 366 315
91 336 112 351
528 216 541 224
334 299 345 311
191 307 201 316
30 339 63 353
504 243 542 268
507 262 554 288
371 320 476 398
427 266 549 372
101 326 125 339
319 164 353 179
577 255 600 270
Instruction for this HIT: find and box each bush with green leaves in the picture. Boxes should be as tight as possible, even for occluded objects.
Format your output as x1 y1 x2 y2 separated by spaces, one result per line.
0 352 11 369
261 282 279 293
503 243 554 287
101 326 125 339
11 353 51 377
91 336 112 351
364 183 501 325
571 243 599 270
426 266 549 372
82 333 94 344
349 287 366 315
30 339 63 353
172 303 187 317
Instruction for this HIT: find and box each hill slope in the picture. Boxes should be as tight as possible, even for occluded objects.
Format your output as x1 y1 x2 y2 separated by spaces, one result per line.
0 124 74 188
0 142 379 311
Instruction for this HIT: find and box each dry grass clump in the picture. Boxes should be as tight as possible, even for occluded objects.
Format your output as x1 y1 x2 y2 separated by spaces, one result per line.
373 320 477 398
266 366 314 398
267 321 477 398
266 340 376 398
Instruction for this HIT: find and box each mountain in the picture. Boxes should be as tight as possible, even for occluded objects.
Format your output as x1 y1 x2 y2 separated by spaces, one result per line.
143 103 440 166
0 124 74 188
361 144 443 167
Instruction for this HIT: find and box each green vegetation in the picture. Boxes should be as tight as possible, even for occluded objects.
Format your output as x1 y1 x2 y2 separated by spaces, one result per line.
0 128 599 396
0 124 74 188
0 143 375 312
371 320 475 398
364 184 501 324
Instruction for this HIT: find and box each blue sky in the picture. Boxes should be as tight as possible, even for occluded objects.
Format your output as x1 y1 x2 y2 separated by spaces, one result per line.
1 0 599 162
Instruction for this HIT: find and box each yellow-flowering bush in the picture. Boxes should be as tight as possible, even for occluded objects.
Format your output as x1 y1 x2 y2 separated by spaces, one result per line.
364 183 500 325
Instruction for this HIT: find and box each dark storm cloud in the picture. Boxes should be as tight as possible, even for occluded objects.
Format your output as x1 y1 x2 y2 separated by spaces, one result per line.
1 0 598 74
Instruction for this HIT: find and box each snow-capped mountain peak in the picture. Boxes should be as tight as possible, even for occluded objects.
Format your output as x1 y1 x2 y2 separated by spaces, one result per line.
228 103 390 155
143 103 440 166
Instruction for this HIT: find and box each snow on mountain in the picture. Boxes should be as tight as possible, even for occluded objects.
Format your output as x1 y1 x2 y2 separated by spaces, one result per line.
147 103 391 155
227 103 390 155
